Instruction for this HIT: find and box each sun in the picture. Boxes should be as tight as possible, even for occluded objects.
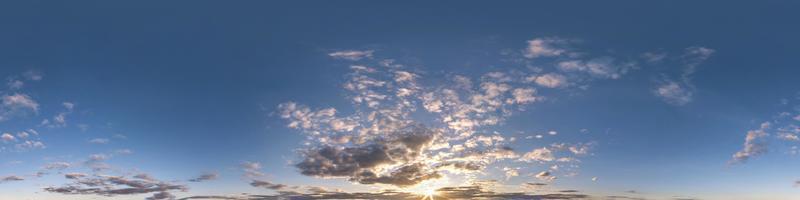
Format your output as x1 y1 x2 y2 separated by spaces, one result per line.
420 188 437 200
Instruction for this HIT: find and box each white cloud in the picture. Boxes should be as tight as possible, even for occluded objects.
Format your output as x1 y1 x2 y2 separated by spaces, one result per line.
511 88 539 104
521 147 554 162
1 133 15 142
23 70 43 81
652 46 714 106
557 58 633 80
7 80 23 90
329 50 374 61
731 122 771 164
1 93 39 119
89 138 109 144
530 73 567 88
654 81 692 105
641 52 667 63
524 37 569 58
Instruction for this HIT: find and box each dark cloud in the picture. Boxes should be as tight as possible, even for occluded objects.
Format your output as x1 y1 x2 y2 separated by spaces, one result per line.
294 126 439 187
44 173 186 198
606 196 647 200
352 163 441 187
435 161 485 171
250 180 287 190
147 191 177 200
188 172 219 182
1 175 24 183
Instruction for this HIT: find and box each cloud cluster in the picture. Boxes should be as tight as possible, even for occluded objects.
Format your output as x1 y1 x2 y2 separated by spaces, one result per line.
277 38 630 189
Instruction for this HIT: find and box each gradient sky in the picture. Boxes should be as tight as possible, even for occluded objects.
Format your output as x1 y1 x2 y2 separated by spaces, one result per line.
1 1 800 200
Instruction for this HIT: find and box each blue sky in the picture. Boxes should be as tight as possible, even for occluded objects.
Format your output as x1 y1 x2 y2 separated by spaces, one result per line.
1 1 800 200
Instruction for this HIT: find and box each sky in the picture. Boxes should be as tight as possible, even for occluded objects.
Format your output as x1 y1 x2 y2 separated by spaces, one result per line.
1 1 800 200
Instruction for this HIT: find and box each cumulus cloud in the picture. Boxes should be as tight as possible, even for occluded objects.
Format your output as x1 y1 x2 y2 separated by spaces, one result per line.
0 93 39 120
1 133 15 142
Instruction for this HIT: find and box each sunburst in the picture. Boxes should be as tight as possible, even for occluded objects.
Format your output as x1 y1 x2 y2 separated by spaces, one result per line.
420 188 437 200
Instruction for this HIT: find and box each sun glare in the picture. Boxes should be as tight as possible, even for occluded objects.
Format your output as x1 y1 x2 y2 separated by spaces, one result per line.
420 188 437 200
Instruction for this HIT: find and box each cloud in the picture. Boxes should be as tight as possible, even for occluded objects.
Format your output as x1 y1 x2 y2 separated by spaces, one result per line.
654 80 692 106
7 80 24 90
1 133 15 142
249 180 287 190
241 161 265 178
329 50 374 61
653 46 714 106
43 162 72 170
23 70 43 81
642 52 667 63
0 93 39 120
1 175 24 183
182 185 591 200
40 102 75 128
188 172 218 182
278 42 605 189
530 73 568 88
294 127 440 187
524 37 570 58
535 171 556 181
521 147 554 162
557 57 635 80
65 173 87 179
44 173 187 198
88 138 110 144
731 122 771 164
